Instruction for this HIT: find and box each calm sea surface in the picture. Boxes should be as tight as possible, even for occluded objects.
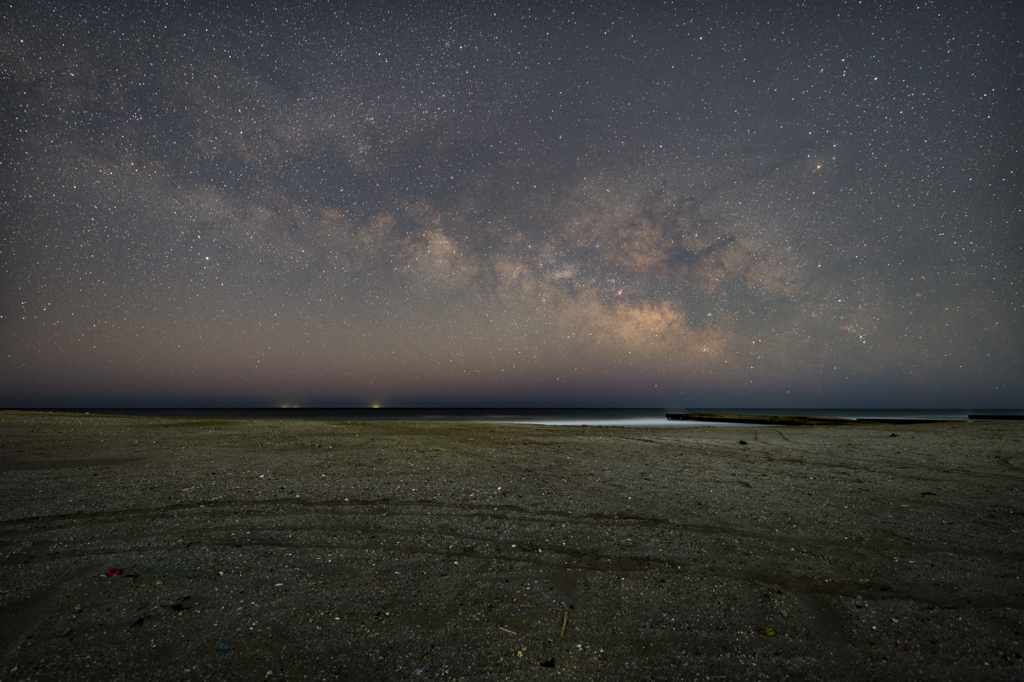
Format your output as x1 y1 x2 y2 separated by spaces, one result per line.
23 407 1019 427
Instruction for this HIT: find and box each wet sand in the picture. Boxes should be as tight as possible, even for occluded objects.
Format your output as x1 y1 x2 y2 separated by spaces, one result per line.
1 410 1022 680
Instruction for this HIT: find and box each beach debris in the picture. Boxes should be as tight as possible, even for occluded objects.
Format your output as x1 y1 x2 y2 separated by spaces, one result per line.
102 567 138 580
921 491 936 497
517 646 527 657
133 614 151 627
760 627 776 637
541 658 556 668
161 595 192 612
738 440 747 445
498 626 517 635
560 611 568 639
59 627 72 637
217 643 232 651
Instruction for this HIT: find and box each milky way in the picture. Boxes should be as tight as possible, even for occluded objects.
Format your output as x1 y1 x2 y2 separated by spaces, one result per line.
1 1 1021 407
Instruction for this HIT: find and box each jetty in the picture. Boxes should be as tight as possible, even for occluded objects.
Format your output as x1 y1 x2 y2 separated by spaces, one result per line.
666 413 956 425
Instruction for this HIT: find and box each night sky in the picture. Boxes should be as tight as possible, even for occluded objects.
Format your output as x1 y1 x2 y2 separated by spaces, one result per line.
1 1 1021 408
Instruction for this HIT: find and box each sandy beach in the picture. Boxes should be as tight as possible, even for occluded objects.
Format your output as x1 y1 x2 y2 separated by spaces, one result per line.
1 410 1022 680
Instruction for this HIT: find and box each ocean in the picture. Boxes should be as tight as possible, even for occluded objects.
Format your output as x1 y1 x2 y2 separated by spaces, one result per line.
18 407 1021 427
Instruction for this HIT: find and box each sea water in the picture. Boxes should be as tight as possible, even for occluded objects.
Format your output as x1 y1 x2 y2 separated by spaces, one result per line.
30 407 1011 427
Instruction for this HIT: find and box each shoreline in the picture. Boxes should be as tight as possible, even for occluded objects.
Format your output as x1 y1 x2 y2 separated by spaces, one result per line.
2 410 1022 679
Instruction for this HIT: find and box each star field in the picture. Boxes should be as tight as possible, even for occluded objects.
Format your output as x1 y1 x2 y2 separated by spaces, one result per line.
1 1 1021 407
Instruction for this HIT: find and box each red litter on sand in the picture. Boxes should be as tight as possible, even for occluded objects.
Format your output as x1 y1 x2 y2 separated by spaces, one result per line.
107 568 123 577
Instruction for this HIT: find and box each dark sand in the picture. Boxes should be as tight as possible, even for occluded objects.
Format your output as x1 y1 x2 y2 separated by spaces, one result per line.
1 411 1022 680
